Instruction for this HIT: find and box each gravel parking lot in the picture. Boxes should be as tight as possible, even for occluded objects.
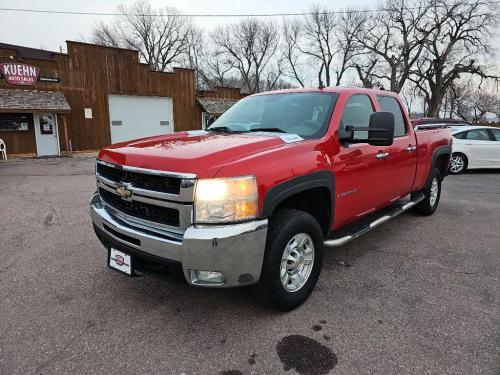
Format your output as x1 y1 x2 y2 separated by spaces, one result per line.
0 156 499 375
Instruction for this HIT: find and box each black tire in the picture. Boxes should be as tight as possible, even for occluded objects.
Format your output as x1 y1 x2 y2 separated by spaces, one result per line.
258 209 324 311
449 153 467 174
411 168 442 216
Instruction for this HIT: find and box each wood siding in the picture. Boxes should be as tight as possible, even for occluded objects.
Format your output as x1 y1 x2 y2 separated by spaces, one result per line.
0 41 199 155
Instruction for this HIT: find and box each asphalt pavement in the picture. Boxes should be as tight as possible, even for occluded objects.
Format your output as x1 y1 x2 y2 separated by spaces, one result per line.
0 156 499 375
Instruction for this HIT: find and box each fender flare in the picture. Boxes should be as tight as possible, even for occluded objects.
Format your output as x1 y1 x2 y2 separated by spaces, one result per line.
260 170 336 226
428 144 452 183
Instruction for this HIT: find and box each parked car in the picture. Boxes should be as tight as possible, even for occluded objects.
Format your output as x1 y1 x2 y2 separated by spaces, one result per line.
449 126 500 174
411 117 473 128
90 87 452 311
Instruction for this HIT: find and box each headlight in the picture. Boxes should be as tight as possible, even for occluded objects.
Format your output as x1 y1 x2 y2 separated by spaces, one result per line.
194 176 258 223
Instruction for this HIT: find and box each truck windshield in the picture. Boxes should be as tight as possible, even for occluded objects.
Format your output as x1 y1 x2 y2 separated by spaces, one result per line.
208 92 339 139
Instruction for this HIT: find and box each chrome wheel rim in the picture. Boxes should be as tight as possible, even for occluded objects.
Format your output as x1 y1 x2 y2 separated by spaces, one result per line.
429 177 439 207
450 156 464 173
280 233 315 292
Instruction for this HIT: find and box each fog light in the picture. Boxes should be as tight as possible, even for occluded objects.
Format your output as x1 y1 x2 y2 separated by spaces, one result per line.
190 270 224 285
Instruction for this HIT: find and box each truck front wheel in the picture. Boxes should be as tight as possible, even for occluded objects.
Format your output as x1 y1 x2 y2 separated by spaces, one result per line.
259 209 324 311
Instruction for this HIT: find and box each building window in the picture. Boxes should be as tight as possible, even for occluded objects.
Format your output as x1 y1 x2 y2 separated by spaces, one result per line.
0 113 33 132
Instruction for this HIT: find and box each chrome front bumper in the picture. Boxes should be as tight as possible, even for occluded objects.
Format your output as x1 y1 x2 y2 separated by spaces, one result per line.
90 193 268 287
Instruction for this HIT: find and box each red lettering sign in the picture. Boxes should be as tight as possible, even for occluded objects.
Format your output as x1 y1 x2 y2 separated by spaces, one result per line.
0 63 40 85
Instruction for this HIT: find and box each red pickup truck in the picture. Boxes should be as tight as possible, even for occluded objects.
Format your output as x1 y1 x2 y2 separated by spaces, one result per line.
90 87 452 310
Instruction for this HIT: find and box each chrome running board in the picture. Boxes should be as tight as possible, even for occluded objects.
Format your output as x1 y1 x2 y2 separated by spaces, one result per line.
324 193 425 247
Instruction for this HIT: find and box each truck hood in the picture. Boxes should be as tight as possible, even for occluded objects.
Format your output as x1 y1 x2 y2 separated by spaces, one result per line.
98 131 300 178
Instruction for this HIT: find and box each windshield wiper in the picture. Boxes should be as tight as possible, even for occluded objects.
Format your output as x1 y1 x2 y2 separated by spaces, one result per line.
247 127 287 133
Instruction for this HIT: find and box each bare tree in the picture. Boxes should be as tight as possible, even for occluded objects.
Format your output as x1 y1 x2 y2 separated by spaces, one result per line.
204 56 237 88
297 6 360 86
399 83 421 117
410 0 499 117
91 0 196 71
449 83 500 122
354 52 380 89
211 18 280 94
282 19 306 87
335 10 366 86
300 6 336 86
355 0 434 93
91 23 121 48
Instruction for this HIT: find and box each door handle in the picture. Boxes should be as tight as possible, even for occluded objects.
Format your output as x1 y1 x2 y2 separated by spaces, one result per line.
406 145 417 153
376 152 389 160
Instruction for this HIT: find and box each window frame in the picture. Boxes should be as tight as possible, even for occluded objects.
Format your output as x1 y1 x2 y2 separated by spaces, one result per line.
376 95 409 138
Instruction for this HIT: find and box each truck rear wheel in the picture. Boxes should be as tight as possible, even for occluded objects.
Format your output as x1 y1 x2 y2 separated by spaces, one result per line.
411 168 442 216
259 209 324 311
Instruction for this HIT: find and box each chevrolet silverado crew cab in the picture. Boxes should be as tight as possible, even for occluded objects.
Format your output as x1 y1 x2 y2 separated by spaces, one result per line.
90 87 452 311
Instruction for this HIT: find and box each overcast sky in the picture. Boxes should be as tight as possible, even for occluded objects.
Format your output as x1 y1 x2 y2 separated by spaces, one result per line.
0 0 373 51
0 0 498 64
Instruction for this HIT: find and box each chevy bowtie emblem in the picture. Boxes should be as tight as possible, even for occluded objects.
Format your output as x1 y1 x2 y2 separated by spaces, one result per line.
116 185 133 200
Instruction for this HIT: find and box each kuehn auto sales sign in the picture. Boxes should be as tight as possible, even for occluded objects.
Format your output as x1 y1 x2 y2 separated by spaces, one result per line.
0 63 40 85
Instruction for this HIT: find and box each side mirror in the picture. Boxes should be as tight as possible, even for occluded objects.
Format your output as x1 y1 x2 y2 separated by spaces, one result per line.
338 112 395 146
368 112 395 146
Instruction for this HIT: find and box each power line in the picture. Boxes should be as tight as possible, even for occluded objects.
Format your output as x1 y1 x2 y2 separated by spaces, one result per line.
0 2 499 18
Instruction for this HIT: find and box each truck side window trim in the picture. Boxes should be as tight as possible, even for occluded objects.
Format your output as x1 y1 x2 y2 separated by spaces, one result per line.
376 95 408 138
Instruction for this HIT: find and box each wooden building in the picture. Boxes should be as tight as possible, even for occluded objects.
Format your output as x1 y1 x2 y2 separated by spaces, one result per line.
0 41 245 157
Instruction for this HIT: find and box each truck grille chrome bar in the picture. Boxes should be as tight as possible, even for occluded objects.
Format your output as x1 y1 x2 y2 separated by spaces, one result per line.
95 160 195 232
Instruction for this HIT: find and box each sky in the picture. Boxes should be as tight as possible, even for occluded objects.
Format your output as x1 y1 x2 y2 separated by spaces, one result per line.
0 0 376 51
0 0 497 118
0 0 498 75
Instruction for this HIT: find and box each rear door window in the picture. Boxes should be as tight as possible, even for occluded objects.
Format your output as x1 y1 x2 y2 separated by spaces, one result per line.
377 96 407 137
465 129 491 141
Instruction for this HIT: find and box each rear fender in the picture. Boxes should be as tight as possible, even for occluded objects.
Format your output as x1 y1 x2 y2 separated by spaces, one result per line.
424 145 451 187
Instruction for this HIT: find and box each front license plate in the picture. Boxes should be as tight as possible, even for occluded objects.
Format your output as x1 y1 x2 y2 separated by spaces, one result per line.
109 248 132 275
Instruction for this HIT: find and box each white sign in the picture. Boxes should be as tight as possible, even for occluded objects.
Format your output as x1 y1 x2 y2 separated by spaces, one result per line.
84 108 93 119
244 131 304 144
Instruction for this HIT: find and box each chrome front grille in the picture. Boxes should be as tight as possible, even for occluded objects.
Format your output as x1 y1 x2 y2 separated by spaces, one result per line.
95 160 195 233
96 162 182 194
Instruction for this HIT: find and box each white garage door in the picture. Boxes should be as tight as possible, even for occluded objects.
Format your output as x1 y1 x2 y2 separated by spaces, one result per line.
108 95 174 144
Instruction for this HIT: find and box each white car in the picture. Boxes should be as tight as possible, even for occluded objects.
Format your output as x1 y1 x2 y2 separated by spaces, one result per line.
449 126 500 174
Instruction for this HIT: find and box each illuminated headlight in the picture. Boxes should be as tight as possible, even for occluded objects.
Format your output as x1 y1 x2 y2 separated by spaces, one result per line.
194 176 258 223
